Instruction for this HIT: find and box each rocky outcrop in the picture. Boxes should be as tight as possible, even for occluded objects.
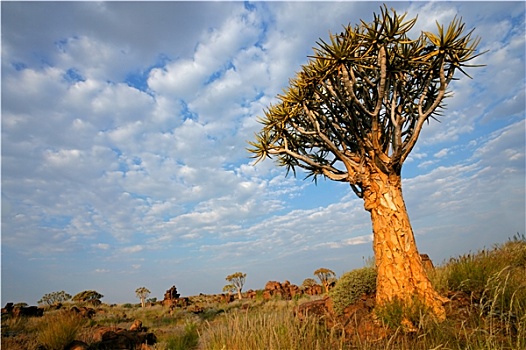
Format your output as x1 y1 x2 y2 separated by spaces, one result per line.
129 319 145 331
220 293 235 303
420 254 435 271
303 284 323 296
90 322 157 349
243 289 257 299
263 280 301 300
162 285 181 307
296 294 386 342
1 303 44 317
69 306 96 318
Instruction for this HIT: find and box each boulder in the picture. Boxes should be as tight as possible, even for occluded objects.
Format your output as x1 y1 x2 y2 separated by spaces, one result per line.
162 285 181 307
129 319 145 331
303 284 323 296
91 326 157 349
1 302 14 315
296 296 333 321
69 306 96 318
263 280 301 300
296 294 388 342
420 254 435 271
64 340 90 350
11 305 44 317
243 289 257 299
220 293 235 303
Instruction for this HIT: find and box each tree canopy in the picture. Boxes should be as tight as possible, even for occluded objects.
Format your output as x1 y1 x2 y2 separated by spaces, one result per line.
38 290 72 306
314 268 336 293
72 290 103 303
135 287 151 307
226 272 247 299
248 5 483 197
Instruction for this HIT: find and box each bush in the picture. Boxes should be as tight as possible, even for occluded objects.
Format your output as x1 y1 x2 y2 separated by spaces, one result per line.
37 311 85 350
329 267 377 315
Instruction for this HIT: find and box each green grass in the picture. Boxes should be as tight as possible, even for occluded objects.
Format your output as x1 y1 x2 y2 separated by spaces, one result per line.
36 311 86 350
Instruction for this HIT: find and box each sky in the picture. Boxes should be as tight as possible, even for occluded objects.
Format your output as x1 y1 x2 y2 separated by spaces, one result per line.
1 1 525 305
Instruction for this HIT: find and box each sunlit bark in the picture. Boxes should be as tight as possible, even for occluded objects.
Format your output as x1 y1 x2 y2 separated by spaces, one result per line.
362 169 448 320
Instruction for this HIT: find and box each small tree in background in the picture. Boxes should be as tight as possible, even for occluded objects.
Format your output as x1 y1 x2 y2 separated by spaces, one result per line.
72 290 103 305
226 272 246 300
223 284 236 296
135 287 151 308
38 291 72 306
314 268 336 293
301 278 319 289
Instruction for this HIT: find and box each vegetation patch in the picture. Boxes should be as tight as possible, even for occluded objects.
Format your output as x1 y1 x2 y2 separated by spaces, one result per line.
330 267 377 315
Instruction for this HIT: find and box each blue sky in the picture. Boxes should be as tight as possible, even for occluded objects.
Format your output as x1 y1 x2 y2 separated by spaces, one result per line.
1 1 525 305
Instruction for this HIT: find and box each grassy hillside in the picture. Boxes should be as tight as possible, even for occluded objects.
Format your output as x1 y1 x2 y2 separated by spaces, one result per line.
2 235 525 350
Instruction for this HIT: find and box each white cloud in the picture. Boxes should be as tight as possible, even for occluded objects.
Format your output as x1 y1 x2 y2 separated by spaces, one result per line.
434 148 449 158
93 243 110 250
120 245 144 254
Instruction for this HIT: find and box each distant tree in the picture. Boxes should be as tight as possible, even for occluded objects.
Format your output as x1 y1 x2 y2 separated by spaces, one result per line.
38 291 72 306
146 297 157 304
226 272 246 300
222 284 236 296
135 287 151 308
72 290 103 304
13 302 28 308
314 268 336 294
301 278 319 288
248 5 483 320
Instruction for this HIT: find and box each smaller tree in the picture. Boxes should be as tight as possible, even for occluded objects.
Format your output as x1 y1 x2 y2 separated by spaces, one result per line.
222 284 236 296
314 268 336 294
72 290 103 305
135 287 151 308
301 278 319 289
226 272 246 300
38 291 72 306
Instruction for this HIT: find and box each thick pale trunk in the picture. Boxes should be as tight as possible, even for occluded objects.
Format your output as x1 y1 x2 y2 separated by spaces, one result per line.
362 170 447 320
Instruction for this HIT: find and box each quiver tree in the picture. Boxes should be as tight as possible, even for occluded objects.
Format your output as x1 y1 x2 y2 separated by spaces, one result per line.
226 272 246 300
249 6 484 320
222 284 236 296
314 268 336 293
135 287 151 308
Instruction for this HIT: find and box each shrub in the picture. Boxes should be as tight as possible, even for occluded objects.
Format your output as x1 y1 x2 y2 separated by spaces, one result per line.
37 311 85 350
329 267 377 315
38 291 72 306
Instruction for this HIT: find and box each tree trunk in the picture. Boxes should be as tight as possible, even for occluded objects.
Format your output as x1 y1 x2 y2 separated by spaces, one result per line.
362 169 448 321
237 290 242 300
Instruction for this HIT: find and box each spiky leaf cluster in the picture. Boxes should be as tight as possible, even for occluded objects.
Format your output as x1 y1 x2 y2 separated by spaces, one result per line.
249 5 483 195
226 272 247 291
